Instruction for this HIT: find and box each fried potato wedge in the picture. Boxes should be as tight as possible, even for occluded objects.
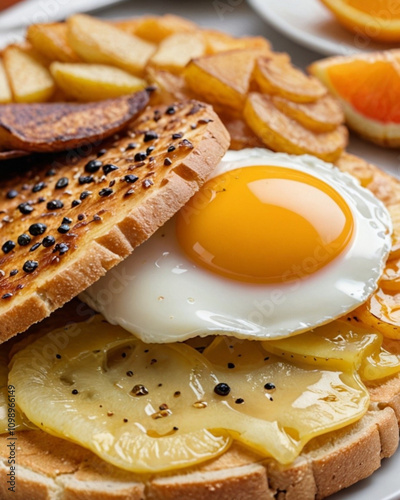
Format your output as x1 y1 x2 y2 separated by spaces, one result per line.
217 111 264 150
244 93 347 162
133 14 197 43
146 67 195 103
0 59 12 104
0 91 149 153
3 45 55 103
254 56 327 103
50 62 147 101
203 30 271 54
185 50 261 111
67 14 155 75
27 23 80 63
149 32 206 73
272 94 344 132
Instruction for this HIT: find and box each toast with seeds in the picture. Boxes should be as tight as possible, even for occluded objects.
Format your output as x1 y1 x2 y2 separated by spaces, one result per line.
0 99 229 342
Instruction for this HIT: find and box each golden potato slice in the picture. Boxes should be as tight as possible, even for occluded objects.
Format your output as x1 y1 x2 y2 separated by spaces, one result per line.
202 30 271 54
50 62 147 101
334 152 375 188
0 59 12 103
149 32 206 73
353 288 400 340
67 14 155 75
27 23 80 63
134 14 197 43
272 94 344 132
185 50 261 111
244 93 347 162
146 67 195 103
113 18 142 35
3 45 55 103
254 56 327 103
388 204 400 260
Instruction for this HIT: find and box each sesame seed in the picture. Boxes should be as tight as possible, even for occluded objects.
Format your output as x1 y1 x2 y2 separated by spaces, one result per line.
23 260 38 273
55 177 69 189
2 240 15 254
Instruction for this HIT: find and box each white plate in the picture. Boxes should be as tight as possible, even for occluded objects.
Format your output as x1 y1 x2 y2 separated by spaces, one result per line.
247 0 400 56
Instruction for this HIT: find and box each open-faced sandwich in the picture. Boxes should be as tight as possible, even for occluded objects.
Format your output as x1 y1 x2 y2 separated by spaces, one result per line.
0 12 400 500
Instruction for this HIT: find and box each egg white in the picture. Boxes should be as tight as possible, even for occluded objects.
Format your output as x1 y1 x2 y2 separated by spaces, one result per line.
81 149 392 343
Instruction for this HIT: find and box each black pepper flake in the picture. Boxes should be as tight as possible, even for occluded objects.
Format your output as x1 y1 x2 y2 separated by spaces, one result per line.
131 384 149 396
42 235 55 248
144 131 159 142
214 383 231 396
2 293 12 300
77 214 85 221
80 191 91 200
71 199 81 207
102 163 118 175
37 197 46 204
56 354 61 359
126 371 134 377
227 362 235 369
173 426 179 431
134 152 147 162
72 389 79 395
167 145 176 152
264 383 276 391
174 391 181 398
123 418 128 423
46 168 56 177
125 174 138 184
79 175 94 185
164 157 172 166
6 189 18 199
109 179 115 187
85 159 102 173
172 133 182 139
166 106 176 115
146 146 155 156
58 224 70 234
2 240 15 254
264 357 269 361
30 242 41 252
126 142 137 150
97 149 107 157
9 269 18 277
32 181 46 193
55 177 69 189
23 260 38 273
99 188 113 197
62 217 72 224
29 223 47 236
235 398 245 405
18 234 31 246
150 358 157 365
142 179 153 189
18 202 33 215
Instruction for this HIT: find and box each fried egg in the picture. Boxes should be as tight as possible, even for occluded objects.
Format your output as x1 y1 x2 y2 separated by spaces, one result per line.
81 148 392 343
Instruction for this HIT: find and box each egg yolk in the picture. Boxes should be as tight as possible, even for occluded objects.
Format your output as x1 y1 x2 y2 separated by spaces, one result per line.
176 166 354 284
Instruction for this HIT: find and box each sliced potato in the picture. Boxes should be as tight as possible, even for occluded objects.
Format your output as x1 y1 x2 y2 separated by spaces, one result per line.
134 14 197 43
27 23 80 63
244 93 347 162
67 14 155 75
3 45 55 103
334 152 375 188
203 30 271 54
185 50 261 111
388 204 400 260
254 56 327 103
146 67 195 103
149 32 206 73
51 62 147 101
0 59 12 103
272 94 344 132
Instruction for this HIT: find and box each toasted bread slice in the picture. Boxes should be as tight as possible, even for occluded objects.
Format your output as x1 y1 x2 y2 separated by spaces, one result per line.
0 100 229 342
0 91 149 153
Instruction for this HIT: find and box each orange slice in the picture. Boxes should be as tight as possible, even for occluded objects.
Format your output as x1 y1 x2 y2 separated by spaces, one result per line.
310 51 400 147
319 0 400 43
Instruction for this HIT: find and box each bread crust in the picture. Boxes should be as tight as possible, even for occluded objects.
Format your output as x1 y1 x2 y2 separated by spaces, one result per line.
0 407 397 500
0 100 229 342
